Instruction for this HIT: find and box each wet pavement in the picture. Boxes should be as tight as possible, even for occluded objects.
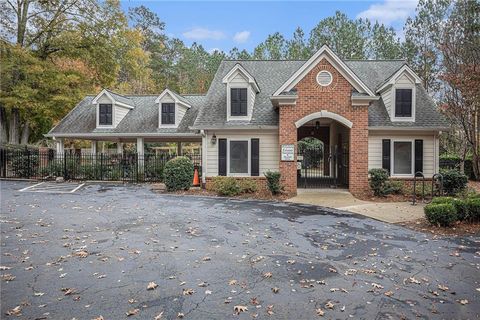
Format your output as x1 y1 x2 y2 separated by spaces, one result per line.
1 180 479 319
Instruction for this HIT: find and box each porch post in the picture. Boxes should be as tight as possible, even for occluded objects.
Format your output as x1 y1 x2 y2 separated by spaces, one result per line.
136 137 144 173
117 142 123 154
55 138 64 157
90 141 97 155
201 131 207 185
177 142 182 156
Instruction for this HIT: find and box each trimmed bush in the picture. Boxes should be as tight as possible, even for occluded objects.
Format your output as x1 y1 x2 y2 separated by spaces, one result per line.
264 171 282 195
424 203 458 227
452 198 469 221
465 198 480 222
440 169 468 196
163 156 194 191
238 179 258 194
368 168 402 196
210 177 241 196
431 197 455 204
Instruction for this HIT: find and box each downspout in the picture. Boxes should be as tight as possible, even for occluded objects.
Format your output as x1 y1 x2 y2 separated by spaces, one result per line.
201 130 207 186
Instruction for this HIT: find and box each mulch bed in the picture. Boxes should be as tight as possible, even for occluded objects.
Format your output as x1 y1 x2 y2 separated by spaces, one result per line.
355 191 414 203
397 218 480 236
151 184 290 201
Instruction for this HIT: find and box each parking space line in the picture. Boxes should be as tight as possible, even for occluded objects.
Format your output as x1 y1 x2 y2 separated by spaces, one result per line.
18 182 45 192
70 183 85 193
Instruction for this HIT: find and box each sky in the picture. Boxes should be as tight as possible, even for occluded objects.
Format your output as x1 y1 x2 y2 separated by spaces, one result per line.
120 0 419 53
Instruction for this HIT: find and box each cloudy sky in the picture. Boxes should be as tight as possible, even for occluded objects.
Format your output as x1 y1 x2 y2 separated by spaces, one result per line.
121 0 419 53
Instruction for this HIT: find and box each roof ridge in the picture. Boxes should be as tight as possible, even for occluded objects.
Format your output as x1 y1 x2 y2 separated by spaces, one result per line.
344 59 406 62
222 59 307 62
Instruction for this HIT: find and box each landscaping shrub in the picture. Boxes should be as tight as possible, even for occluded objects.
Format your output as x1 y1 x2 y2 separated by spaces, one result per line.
11 152 39 178
368 168 402 196
431 197 455 204
424 203 458 227
237 179 258 194
465 198 480 222
440 169 468 195
264 171 282 195
211 177 241 196
452 198 469 221
163 156 194 191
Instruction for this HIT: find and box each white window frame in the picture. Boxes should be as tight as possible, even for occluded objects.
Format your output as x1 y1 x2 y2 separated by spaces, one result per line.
391 139 414 177
96 101 115 129
227 84 251 121
160 102 176 126
227 139 251 176
392 84 415 122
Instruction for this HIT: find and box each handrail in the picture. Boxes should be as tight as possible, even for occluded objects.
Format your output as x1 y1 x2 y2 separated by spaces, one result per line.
412 171 425 205
430 173 444 201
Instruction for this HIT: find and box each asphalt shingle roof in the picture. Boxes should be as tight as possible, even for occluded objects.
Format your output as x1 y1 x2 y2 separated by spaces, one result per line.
49 57 447 136
49 95 205 135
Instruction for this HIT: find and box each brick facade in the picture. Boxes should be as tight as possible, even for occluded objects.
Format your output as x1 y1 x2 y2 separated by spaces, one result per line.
278 59 369 196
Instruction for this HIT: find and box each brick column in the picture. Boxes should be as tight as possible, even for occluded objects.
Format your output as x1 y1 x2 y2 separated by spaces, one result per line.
348 109 369 196
279 105 297 195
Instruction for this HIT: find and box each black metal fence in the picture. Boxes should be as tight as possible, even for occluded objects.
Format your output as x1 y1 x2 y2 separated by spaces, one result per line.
0 147 201 182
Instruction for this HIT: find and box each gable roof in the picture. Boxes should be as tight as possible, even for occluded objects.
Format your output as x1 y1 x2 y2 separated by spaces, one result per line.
222 63 260 92
92 89 135 109
273 45 376 97
47 94 206 137
155 88 192 108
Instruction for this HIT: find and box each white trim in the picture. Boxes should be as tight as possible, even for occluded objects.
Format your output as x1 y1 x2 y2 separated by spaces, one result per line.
45 132 201 138
96 102 115 129
18 182 45 192
391 139 415 177
368 126 449 131
222 63 260 93
376 65 422 93
201 130 207 184
273 45 375 97
155 89 192 109
294 110 353 129
316 70 333 86
227 139 251 177
92 89 134 109
391 85 416 122
226 85 252 122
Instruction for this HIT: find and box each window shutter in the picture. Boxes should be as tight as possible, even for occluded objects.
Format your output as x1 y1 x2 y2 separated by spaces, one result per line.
415 139 423 175
218 138 227 176
382 139 391 174
251 138 259 176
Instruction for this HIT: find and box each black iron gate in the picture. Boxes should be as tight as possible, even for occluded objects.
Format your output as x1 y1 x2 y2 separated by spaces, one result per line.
297 145 348 188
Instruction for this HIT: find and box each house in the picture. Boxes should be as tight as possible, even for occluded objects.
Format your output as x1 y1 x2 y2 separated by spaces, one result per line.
46 45 449 195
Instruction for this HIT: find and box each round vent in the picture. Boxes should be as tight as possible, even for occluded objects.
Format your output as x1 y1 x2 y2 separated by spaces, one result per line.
316 71 333 87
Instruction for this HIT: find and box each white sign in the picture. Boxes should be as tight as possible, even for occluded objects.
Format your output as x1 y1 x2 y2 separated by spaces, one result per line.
281 144 295 161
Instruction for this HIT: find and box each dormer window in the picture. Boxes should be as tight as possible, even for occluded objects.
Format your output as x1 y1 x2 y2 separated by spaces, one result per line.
231 88 247 116
161 103 175 124
99 104 112 125
395 89 413 117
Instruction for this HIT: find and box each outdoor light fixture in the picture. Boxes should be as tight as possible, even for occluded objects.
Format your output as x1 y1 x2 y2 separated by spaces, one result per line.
315 121 320 130
211 134 217 145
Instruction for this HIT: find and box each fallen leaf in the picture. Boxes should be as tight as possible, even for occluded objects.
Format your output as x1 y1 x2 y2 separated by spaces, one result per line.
34 292 45 296
234 305 248 314
1 274 16 281
459 299 469 305
197 281 207 287
266 305 274 315
438 284 449 291
325 301 334 309
126 308 139 316
147 282 158 290
408 277 421 284
372 283 384 289
228 279 237 285
6 306 21 316
0 266 11 270
182 288 194 295
250 297 259 305
92 316 104 320
74 251 88 258
272 287 279 293
177 313 184 318
205 290 212 295
328 268 337 273
263 272 272 278
62 288 76 295
202 256 211 261
384 291 394 297
154 311 164 320
316 308 324 316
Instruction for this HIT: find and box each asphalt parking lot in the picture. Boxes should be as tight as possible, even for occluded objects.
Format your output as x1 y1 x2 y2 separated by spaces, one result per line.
1 180 479 319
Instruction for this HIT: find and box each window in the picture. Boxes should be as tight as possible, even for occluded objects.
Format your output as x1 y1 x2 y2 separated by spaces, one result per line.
229 141 248 174
231 88 247 116
393 141 413 175
161 103 175 125
395 89 413 117
99 104 112 125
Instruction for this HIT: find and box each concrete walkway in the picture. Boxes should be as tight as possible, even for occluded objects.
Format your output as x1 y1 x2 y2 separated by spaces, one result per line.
286 189 425 223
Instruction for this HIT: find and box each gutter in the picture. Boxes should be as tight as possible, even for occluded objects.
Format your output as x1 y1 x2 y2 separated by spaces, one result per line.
44 132 202 138
189 125 278 130
368 126 450 132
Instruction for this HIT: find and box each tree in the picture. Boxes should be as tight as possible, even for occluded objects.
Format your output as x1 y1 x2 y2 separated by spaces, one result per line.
368 22 403 59
309 11 368 59
253 32 287 60
286 27 311 59
440 0 480 178
404 0 452 92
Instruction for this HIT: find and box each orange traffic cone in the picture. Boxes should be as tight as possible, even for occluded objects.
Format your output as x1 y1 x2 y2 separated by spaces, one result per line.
192 167 200 186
